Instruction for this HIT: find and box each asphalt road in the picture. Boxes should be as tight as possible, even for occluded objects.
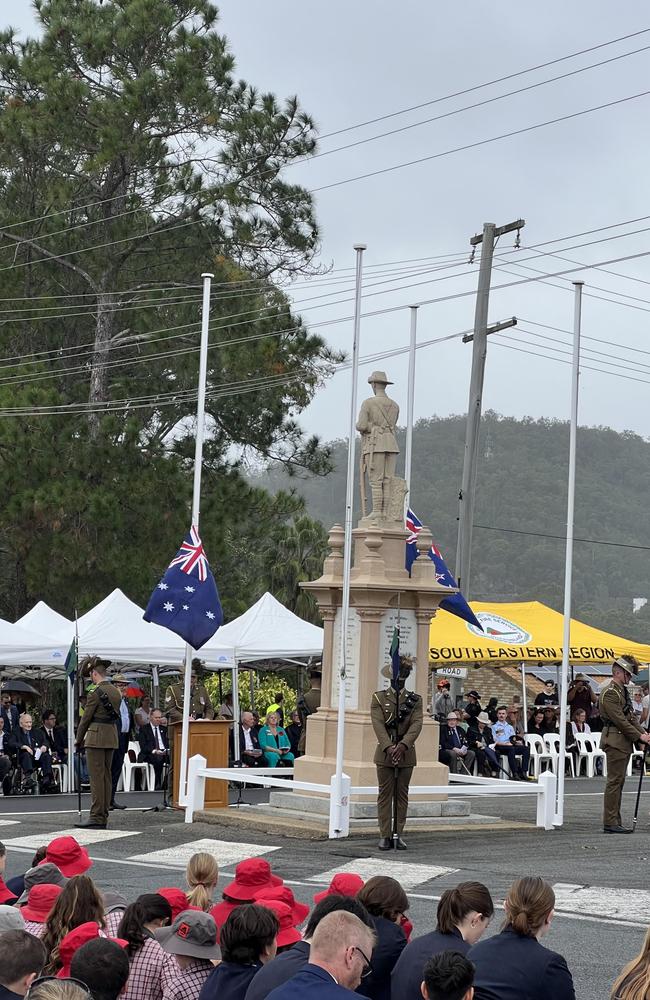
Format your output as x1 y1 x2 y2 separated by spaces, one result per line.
3 777 649 1000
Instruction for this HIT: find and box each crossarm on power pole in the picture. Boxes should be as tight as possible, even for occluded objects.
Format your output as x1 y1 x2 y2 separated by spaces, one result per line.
462 317 517 343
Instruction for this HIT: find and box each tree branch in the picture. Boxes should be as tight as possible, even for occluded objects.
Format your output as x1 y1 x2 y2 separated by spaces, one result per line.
0 231 98 291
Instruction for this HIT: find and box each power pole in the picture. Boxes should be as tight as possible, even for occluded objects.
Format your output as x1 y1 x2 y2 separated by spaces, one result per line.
455 218 525 596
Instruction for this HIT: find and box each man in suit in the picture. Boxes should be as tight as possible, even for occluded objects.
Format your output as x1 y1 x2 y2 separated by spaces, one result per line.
0 693 19 737
75 657 122 829
109 674 133 811
467 711 500 776
9 713 56 792
600 655 650 833
138 708 170 789
265 910 376 1000
370 656 423 852
439 712 476 775
37 710 67 764
231 711 265 767
0 716 12 793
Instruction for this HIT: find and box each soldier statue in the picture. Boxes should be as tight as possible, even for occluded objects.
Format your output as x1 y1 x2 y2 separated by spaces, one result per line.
600 655 650 833
356 370 400 522
370 655 423 851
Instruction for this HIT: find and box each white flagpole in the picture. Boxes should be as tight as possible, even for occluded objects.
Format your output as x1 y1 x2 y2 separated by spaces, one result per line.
404 305 418 507
554 280 583 826
178 272 213 808
331 244 365 838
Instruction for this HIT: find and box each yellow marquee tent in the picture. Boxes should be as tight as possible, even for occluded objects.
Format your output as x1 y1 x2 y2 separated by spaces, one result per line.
429 601 650 665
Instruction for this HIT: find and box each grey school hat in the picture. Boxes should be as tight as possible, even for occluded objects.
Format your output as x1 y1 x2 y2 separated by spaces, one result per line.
0 904 25 933
17 862 67 905
155 909 221 960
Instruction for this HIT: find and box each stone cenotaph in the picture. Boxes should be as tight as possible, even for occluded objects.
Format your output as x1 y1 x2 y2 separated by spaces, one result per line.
270 370 466 828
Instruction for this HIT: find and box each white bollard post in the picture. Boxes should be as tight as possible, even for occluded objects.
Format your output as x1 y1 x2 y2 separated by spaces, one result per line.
185 754 206 824
537 770 557 830
329 772 351 839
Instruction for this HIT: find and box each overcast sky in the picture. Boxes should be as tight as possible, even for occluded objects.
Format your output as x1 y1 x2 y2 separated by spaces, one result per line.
8 1 650 452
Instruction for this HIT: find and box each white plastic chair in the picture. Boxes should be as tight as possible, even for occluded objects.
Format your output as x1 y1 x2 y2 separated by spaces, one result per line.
627 739 645 776
524 734 553 778
51 762 68 792
574 732 606 777
543 734 576 777
119 741 154 792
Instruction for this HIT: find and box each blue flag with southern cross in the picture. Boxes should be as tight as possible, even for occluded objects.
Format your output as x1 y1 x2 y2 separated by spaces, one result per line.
143 525 224 649
405 508 483 631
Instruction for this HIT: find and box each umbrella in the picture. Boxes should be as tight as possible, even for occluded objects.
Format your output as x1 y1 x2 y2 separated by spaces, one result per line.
0 679 40 696
125 685 145 698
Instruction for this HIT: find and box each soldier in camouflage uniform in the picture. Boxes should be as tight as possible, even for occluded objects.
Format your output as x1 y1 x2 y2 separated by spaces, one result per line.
600 655 650 833
370 656 423 851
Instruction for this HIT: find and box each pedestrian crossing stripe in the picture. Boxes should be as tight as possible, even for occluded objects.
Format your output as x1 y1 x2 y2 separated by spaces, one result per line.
552 882 650 924
2 828 140 849
128 838 281 870
0 820 20 827
309 858 458 891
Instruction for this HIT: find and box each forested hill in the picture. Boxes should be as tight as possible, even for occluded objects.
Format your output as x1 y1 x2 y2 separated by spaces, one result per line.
254 412 650 642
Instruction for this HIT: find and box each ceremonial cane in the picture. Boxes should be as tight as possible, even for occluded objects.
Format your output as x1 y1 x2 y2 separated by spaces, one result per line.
76 752 82 820
632 744 649 832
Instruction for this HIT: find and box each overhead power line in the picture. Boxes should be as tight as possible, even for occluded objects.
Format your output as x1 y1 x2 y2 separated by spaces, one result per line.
473 522 650 553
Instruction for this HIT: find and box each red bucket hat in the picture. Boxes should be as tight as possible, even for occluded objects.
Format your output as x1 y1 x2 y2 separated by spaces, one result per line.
157 887 190 921
0 878 17 905
255 899 301 948
223 858 283 902
313 873 364 904
57 923 128 978
21 883 63 923
253 885 309 925
43 837 92 877
209 899 238 935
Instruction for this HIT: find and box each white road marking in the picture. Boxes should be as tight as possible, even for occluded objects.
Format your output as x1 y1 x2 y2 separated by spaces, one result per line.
128 838 281 869
552 882 650 924
2 828 140 848
309 858 457 891
0 820 20 827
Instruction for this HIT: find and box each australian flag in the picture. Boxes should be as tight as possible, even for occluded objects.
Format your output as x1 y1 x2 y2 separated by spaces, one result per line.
405 508 483 631
143 525 224 649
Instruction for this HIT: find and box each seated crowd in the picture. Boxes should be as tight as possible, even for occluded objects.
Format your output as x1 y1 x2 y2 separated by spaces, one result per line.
0 834 644 1000
435 675 624 780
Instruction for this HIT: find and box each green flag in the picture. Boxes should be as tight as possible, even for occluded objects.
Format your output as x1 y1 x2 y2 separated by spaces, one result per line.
64 639 77 681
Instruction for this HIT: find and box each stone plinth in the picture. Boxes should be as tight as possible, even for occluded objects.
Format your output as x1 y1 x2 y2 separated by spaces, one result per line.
293 517 455 807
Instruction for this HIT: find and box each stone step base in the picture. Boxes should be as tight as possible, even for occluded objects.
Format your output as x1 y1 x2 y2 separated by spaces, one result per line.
269 789 469 819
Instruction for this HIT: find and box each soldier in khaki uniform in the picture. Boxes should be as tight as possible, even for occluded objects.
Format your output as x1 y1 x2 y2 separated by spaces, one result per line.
371 656 423 851
600 655 650 833
164 660 215 790
74 657 122 829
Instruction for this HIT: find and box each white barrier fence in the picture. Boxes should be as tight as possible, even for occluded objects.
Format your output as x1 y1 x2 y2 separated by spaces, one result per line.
184 755 558 836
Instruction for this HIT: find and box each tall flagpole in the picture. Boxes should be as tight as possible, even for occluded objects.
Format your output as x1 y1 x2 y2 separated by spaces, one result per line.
178 272 213 808
331 244 366 837
554 280 583 826
404 305 418 506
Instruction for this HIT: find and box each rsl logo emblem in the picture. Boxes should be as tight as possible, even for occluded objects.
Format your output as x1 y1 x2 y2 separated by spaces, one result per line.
466 612 531 645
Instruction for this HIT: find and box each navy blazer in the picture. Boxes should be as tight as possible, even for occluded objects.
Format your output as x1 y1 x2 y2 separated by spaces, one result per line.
440 726 471 753
198 961 262 1000
469 926 575 1000
1 704 19 735
390 927 468 1000
357 915 406 1000
244 941 310 1000
266 963 356 1000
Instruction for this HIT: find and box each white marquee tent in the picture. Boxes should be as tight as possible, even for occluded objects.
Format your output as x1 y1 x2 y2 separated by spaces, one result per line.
17 601 73 638
0 616 68 668
202 591 323 665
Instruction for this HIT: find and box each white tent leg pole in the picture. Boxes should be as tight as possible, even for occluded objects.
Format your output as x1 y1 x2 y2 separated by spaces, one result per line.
66 678 75 792
555 281 583 827
152 665 159 710
520 664 527 726
232 663 241 763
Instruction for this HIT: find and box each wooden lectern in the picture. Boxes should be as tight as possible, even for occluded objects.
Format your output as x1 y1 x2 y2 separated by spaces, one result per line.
171 719 231 809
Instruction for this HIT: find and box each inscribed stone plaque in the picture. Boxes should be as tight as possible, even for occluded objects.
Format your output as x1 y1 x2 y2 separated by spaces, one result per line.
377 608 417 691
330 605 361 710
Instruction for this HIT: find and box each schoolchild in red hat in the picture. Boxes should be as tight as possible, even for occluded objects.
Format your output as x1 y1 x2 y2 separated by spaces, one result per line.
312 872 364 904
157 887 190 920
253 885 309 926
42 836 92 878
210 859 283 934
21 883 63 925
255 899 301 949
57 921 128 978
